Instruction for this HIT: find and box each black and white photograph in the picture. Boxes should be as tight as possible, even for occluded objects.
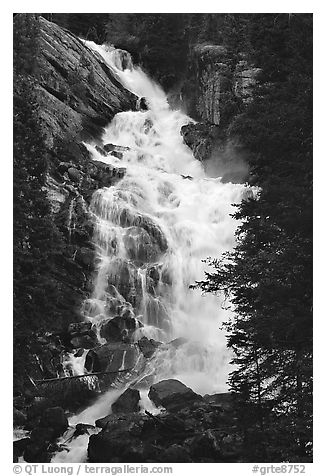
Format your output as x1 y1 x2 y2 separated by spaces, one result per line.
12 6 314 471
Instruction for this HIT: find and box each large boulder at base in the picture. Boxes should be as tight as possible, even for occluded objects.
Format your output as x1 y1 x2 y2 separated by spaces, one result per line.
39 407 68 438
88 414 158 463
13 438 30 462
89 394 244 463
24 427 57 463
24 407 68 462
148 379 202 412
111 388 141 414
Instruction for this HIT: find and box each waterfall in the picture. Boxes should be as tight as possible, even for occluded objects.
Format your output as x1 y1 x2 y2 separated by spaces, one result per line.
52 42 247 462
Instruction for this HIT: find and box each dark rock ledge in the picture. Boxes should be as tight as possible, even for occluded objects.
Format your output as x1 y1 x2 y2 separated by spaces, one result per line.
87 380 244 463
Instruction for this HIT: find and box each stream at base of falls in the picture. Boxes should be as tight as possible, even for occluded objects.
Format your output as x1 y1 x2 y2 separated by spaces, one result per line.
51 41 248 463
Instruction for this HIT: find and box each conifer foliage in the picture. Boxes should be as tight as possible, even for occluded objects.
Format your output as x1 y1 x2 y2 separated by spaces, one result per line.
196 14 313 461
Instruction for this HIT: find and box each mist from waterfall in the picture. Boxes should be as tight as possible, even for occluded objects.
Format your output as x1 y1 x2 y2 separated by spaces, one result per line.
52 41 247 462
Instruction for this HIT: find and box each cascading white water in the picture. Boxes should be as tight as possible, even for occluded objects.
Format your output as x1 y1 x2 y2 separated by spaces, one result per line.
52 41 247 462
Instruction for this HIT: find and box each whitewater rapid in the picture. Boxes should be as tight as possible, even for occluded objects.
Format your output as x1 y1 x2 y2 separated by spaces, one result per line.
52 41 247 462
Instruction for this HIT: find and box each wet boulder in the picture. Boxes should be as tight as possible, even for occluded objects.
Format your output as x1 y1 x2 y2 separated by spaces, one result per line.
95 145 108 157
123 227 164 263
103 143 130 159
67 167 83 183
137 97 148 111
118 210 168 253
111 388 141 414
85 342 139 374
74 348 85 358
137 336 161 358
72 423 95 438
106 258 143 309
100 314 143 343
75 247 94 267
148 379 202 412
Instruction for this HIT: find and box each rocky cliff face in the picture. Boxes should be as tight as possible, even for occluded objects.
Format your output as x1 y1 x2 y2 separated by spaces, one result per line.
34 16 138 319
36 16 137 147
181 44 260 126
178 44 259 183
180 122 249 183
182 45 228 125
14 16 139 388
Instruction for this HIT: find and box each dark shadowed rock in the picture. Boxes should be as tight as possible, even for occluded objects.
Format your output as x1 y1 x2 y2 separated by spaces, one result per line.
68 321 92 335
13 438 30 462
39 407 68 438
88 413 157 463
88 390 244 463
160 444 192 463
26 397 53 426
203 392 235 411
71 423 95 438
106 257 143 309
137 97 149 111
100 314 142 343
70 333 98 349
13 407 27 427
181 122 249 183
181 122 219 162
137 336 162 358
66 321 98 349
24 406 69 462
111 388 141 414
85 342 139 374
103 143 130 154
149 379 202 412
188 429 221 460
67 167 83 183
25 15 137 148
74 348 85 358
24 427 56 462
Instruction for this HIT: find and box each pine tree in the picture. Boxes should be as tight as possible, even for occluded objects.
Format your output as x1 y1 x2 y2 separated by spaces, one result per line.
196 14 312 461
